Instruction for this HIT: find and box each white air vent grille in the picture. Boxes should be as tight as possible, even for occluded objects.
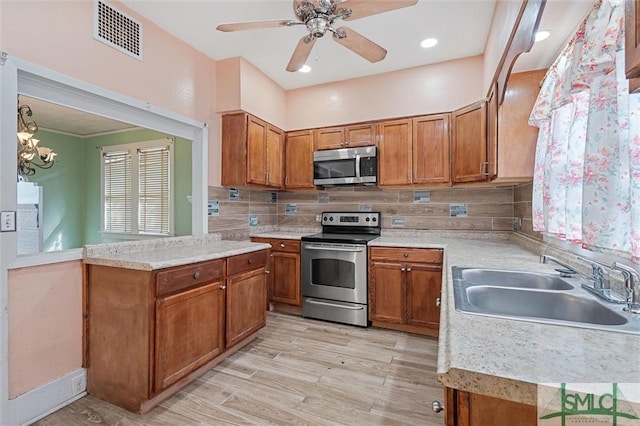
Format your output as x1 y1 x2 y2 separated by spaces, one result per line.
94 0 143 60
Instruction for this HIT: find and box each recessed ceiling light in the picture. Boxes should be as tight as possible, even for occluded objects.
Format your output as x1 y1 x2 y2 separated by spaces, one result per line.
420 38 438 48
298 65 311 73
535 30 550 42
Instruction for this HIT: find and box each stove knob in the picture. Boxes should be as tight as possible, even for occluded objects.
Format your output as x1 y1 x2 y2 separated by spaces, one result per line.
329 217 334 221
323 217 327 221
372 217 377 222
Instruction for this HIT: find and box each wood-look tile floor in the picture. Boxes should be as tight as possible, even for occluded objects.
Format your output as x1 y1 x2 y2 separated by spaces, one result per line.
34 312 444 425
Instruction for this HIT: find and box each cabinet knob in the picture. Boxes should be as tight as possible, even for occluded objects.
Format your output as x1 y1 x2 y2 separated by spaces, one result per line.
407 267 412 272
432 401 444 413
265 269 270 274
193 271 200 279
403 253 409 258
436 297 441 307
248 258 253 264
280 243 285 248
401 267 406 272
220 285 226 290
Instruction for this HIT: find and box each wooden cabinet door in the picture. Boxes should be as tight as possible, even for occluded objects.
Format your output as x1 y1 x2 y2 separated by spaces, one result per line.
497 69 545 181
377 119 413 187
271 251 301 306
486 83 498 180
285 130 315 189
447 388 537 426
247 115 268 186
370 261 406 324
155 281 225 391
266 125 284 188
226 267 267 348
344 123 376 147
315 127 345 150
412 114 451 185
406 263 442 332
627 0 640 92
452 101 488 183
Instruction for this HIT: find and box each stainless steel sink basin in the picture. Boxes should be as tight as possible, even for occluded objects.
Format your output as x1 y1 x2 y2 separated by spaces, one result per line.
452 266 640 335
465 286 627 326
460 268 574 290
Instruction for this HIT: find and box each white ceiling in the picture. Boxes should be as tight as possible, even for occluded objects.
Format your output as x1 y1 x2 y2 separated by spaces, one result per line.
19 0 594 136
121 0 594 90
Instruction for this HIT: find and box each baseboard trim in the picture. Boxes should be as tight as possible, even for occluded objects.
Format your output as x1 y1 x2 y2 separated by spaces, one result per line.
6 368 86 426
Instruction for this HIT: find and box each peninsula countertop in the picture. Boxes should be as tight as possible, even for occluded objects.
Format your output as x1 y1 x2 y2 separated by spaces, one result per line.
371 233 640 405
83 234 270 271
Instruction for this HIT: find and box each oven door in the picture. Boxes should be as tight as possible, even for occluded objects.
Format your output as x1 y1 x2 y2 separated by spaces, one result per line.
301 242 367 305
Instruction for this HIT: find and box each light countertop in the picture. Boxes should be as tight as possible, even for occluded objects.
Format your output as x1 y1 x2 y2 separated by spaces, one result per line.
372 233 640 405
84 234 270 271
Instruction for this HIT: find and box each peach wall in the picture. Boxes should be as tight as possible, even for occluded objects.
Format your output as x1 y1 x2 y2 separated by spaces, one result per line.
482 0 523 95
0 0 220 184
216 57 242 114
239 58 287 130
8 261 83 398
285 56 484 130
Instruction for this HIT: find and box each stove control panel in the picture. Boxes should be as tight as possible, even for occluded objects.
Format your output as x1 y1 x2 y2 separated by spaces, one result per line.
321 212 380 227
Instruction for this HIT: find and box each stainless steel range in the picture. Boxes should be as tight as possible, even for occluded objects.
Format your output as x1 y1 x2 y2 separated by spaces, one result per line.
301 211 381 327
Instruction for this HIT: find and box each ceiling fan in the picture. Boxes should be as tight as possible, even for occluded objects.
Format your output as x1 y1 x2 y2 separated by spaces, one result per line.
216 0 418 72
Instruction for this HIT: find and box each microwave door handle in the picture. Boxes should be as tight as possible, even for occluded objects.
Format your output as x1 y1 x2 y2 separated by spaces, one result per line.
355 153 361 178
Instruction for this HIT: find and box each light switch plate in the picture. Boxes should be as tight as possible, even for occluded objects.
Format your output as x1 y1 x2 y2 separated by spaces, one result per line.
1 211 16 232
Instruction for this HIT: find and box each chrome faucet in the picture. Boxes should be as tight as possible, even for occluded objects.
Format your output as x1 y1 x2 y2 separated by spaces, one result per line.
611 262 640 314
540 255 625 303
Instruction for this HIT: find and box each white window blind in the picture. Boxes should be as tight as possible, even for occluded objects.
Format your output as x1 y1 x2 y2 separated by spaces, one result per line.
101 138 173 236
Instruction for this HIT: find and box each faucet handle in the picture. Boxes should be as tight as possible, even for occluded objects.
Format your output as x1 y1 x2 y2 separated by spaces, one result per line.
577 256 611 289
612 262 640 313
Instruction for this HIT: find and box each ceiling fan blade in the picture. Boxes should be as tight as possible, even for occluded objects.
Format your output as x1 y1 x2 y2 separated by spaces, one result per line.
286 36 317 72
333 27 386 63
339 0 418 21
216 19 298 32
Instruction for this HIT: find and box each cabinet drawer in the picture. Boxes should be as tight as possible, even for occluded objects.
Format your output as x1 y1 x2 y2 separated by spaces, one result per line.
227 250 268 276
369 247 443 264
252 238 300 253
156 259 225 296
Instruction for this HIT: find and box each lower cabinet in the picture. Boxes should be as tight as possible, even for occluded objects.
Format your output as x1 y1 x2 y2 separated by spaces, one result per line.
369 247 443 337
443 387 537 426
86 250 268 413
251 237 301 307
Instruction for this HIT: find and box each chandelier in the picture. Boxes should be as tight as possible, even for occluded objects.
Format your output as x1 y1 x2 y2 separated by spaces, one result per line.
17 100 57 177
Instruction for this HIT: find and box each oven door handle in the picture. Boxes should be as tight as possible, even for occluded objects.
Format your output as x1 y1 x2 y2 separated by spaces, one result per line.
305 299 365 310
304 246 364 252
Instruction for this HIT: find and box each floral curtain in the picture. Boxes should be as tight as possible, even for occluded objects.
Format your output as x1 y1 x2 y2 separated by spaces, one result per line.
529 0 640 262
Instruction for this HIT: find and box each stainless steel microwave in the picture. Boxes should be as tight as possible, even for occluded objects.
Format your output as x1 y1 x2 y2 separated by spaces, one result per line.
313 146 377 186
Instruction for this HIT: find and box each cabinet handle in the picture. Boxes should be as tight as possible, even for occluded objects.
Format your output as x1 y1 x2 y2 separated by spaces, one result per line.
248 258 253 264
403 253 409 258
436 297 441 307
285 177 289 185
265 269 270 274
280 243 285 248
193 272 200 279
432 401 444 413
401 267 406 272
407 267 412 272
220 285 226 290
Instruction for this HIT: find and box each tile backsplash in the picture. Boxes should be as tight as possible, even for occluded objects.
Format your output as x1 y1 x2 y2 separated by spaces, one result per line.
209 185 521 240
513 182 542 240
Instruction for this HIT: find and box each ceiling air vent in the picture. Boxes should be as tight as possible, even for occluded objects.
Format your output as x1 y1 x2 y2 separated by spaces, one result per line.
93 0 143 60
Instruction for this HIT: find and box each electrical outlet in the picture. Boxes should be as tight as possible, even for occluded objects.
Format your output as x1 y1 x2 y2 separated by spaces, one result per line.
1 211 16 232
71 374 86 396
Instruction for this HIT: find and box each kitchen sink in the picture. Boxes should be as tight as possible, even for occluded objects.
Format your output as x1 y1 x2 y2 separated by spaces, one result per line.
452 266 640 335
459 268 574 290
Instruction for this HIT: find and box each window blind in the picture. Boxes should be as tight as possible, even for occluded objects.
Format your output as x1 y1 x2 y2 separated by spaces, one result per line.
138 145 170 234
103 150 133 233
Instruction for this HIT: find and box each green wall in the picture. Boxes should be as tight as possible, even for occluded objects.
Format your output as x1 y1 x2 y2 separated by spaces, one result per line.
25 130 86 251
84 128 193 244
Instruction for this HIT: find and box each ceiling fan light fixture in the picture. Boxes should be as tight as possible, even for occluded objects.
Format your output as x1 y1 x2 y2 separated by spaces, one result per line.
420 38 438 48
535 30 550 43
298 64 311 73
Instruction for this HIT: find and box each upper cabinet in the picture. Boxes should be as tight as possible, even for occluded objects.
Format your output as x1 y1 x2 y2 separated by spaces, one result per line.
626 0 640 92
495 69 546 182
285 130 315 189
222 113 284 189
377 119 413 186
315 123 376 150
412 114 451 186
451 101 488 184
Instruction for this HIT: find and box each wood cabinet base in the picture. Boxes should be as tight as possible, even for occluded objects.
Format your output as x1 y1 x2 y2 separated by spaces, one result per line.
371 320 439 337
90 335 256 414
445 387 537 426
